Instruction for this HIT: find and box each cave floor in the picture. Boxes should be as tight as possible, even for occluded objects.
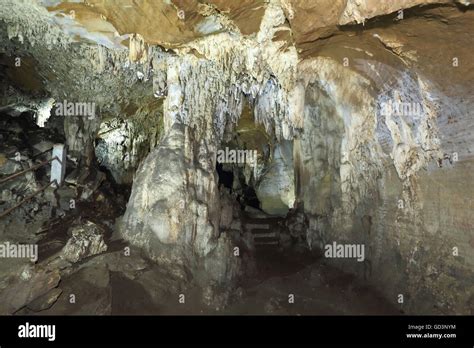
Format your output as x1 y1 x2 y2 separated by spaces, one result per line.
221 249 400 315
106 247 400 315
7 196 399 316
18 243 399 315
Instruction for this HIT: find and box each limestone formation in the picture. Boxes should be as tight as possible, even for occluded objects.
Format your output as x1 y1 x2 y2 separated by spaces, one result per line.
0 0 473 316
61 220 108 263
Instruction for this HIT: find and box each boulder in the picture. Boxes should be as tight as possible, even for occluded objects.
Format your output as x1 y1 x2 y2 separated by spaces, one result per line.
27 288 63 312
0 266 61 314
60 220 107 263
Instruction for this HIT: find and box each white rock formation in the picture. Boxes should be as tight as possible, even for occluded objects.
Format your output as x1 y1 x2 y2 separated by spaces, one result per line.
61 221 108 263
256 141 295 215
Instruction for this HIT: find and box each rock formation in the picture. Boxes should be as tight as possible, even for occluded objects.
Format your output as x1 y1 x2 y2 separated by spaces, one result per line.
0 0 473 314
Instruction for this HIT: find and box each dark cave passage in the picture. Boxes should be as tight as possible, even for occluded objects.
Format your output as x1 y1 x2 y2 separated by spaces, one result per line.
216 162 233 190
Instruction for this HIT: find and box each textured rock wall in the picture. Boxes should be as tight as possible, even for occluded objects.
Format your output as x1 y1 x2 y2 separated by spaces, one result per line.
295 21 473 313
0 0 159 168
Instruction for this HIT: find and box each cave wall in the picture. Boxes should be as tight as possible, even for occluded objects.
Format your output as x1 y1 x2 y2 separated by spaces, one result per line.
295 10 474 313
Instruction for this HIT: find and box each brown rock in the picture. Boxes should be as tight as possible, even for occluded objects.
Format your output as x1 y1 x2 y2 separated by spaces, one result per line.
0 153 6 167
0 269 61 314
284 0 346 44
27 288 63 312
206 0 266 35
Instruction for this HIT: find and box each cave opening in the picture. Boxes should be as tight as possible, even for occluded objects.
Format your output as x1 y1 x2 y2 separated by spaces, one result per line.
216 162 233 190
216 161 263 211
239 182 261 211
213 99 315 283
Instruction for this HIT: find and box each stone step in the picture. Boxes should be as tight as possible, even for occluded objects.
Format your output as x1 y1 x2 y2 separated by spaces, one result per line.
245 217 283 225
252 232 278 239
243 206 268 218
254 236 280 245
245 223 270 230
254 241 280 247
251 229 277 236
